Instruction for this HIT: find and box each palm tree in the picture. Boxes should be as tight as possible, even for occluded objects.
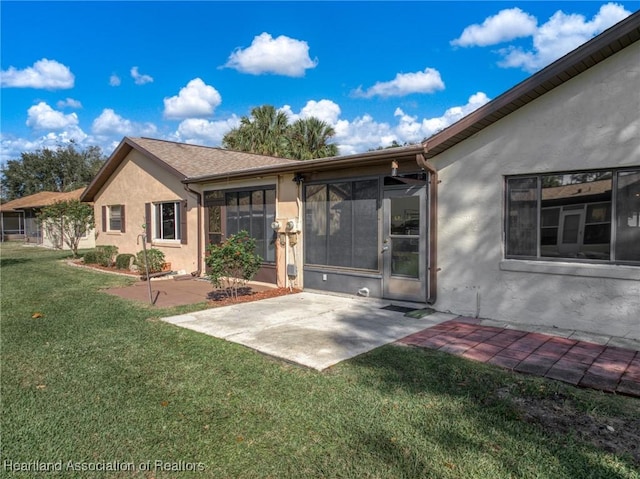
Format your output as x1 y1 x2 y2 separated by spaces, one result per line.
222 105 339 160
288 117 339 160
223 105 289 157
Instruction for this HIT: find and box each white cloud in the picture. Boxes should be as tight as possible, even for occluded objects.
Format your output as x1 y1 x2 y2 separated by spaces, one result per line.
172 117 241 145
91 108 157 137
1 130 90 164
499 3 631 72
353 68 445 98
26 102 79 130
280 99 341 125
56 98 82 109
224 32 317 77
1 58 74 89
451 8 537 47
163 78 222 120
130 66 153 85
271 93 489 155
109 74 121 86
394 92 491 141
333 115 396 156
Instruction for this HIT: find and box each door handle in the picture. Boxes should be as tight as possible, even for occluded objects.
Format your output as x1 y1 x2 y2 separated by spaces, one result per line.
381 245 389 252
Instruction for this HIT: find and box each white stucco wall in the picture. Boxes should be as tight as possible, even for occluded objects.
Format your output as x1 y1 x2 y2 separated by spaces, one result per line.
433 42 640 339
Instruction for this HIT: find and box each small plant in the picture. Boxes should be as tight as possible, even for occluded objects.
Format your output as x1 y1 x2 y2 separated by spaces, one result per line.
96 245 118 267
115 253 135 270
136 248 166 273
205 230 262 300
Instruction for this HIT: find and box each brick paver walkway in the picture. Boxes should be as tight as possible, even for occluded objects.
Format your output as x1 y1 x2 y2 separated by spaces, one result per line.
398 317 640 397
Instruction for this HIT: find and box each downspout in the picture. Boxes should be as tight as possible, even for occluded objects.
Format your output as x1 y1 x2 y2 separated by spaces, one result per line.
184 183 202 277
416 152 438 305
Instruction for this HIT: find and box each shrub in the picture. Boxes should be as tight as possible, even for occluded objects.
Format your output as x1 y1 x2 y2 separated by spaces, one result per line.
115 253 135 270
205 230 262 299
136 248 166 273
83 250 100 264
96 245 118 267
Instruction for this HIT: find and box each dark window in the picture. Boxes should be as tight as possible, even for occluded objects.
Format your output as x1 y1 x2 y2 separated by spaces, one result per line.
305 179 379 270
505 169 639 264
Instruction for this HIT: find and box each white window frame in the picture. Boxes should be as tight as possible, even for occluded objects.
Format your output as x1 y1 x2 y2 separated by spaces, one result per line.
154 201 181 242
107 205 122 232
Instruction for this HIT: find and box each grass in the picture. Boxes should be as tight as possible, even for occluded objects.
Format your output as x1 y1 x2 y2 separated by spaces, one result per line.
1 243 639 478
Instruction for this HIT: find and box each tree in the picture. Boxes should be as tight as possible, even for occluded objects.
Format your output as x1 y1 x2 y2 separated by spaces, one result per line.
222 105 339 160
1 143 105 200
288 117 339 160
37 199 95 257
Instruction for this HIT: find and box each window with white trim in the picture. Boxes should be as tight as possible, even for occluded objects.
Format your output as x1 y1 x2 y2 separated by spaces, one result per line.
155 202 181 241
505 168 640 264
107 205 122 231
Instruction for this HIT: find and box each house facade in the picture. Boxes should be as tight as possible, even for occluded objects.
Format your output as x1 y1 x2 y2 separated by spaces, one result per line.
82 12 639 339
0 188 95 250
80 137 300 277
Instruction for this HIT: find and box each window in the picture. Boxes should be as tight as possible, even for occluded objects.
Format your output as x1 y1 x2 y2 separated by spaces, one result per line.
505 169 640 264
109 205 122 231
224 188 276 262
305 179 379 270
155 202 181 240
102 205 125 233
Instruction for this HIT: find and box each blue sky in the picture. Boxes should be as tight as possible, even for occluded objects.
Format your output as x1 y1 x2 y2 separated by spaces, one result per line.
0 1 635 164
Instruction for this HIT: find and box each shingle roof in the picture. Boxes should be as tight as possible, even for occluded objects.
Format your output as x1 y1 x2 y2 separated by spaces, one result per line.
0 188 86 212
81 137 301 201
131 137 301 178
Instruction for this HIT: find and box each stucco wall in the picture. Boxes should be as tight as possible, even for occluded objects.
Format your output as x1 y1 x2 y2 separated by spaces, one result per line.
433 42 640 339
93 150 199 274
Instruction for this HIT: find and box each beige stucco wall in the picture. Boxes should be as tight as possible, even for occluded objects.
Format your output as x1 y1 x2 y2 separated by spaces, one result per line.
93 150 199 274
432 42 640 339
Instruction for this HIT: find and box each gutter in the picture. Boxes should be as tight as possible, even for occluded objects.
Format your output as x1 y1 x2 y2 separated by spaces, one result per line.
184 183 203 277
183 144 425 184
416 152 438 305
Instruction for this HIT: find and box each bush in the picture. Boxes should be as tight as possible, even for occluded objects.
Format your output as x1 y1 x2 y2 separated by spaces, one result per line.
205 230 262 299
115 253 135 270
136 248 166 273
96 245 118 267
83 250 100 264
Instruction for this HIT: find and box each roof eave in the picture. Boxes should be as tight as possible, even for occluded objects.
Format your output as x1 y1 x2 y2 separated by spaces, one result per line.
183 144 425 184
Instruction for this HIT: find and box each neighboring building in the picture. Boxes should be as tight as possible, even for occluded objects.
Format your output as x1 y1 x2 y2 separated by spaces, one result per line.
0 188 96 250
81 12 639 338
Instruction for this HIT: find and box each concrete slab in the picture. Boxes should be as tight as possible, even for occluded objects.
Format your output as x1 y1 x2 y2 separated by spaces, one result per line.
161 292 455 370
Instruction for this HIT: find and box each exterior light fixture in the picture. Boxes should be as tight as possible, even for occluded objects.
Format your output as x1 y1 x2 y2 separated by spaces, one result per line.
391 160 399 177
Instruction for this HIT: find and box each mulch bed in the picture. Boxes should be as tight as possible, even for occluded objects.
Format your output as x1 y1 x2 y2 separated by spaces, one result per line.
207 287 302 307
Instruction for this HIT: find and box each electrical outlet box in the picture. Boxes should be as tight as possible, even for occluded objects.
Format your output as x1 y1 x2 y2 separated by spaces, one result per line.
287 264 298 277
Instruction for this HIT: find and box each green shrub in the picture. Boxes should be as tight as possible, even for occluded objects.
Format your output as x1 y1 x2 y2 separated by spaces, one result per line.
83 250 100 264
136 248 165 273
205 230 262 299
115 253 135 270
96 245 118 267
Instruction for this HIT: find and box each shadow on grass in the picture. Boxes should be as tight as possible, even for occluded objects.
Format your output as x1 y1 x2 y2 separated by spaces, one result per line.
345 345 635 479
0 257 31 268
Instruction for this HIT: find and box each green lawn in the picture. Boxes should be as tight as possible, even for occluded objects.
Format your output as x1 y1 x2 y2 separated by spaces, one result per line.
1 243 639 478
